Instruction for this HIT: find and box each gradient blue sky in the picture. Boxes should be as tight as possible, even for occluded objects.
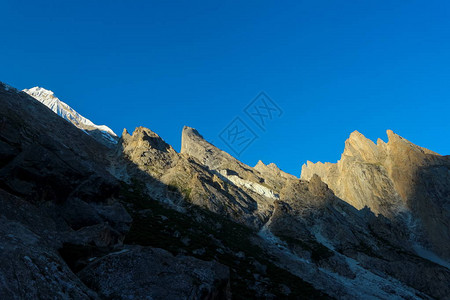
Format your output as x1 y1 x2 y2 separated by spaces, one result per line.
2 0 450 175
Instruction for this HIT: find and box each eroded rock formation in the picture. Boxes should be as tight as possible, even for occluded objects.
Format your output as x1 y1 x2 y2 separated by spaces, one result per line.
302 130 450 259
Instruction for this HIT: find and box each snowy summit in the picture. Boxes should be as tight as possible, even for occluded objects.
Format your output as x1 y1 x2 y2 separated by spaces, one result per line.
23 87 118 145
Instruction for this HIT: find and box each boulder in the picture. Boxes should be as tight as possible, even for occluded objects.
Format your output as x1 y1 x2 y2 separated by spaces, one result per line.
78 246 231 300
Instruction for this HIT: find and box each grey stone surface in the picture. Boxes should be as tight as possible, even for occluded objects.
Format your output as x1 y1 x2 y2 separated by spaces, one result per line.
79 246 231 300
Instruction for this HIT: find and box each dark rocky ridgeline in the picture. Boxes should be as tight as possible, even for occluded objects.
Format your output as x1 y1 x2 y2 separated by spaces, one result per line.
0 83 232 299
0 82 328 299
1 81 449 299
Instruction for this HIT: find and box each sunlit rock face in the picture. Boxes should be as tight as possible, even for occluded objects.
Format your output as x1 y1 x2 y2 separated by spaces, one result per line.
302 131 404 217
119 126 273 227
301 130 450 259
181 126 293 198
254 160 298 192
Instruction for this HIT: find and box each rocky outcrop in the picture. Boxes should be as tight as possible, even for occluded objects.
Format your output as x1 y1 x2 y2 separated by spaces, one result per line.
118 126 269 227
0 214 98 300
180 126 292 220
78 246 231 300
254 160 298 190
301 131 405 216
121 127 180 177
301 130 450 260
269 175 450 299
181 126 267 185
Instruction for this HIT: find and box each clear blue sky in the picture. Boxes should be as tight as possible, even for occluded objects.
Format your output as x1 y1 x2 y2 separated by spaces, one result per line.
2 0 450 175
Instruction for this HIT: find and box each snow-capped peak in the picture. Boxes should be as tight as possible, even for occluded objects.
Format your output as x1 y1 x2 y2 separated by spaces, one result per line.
23 87 118 144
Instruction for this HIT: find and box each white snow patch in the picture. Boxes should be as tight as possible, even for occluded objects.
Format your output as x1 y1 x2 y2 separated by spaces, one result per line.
218 170 279 200
413 244 450 269
102 131 119 144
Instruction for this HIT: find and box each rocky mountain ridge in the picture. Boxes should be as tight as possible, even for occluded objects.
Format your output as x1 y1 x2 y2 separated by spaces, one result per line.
1 81 449 299
301 130 450 261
